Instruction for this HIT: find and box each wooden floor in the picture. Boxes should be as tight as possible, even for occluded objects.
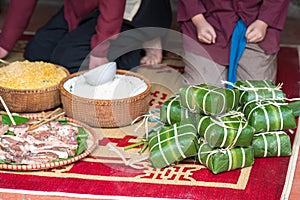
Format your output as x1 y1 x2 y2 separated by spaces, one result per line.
0 1 300 199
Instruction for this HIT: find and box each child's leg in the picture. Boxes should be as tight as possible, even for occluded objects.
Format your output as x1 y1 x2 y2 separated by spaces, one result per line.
183 51 227 87
49 11 100 73
24 9 68 63
237 43 277 82
24 9 99 74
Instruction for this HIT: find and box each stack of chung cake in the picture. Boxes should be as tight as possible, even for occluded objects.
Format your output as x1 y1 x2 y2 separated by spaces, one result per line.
148 80 299 174
237 80 295 158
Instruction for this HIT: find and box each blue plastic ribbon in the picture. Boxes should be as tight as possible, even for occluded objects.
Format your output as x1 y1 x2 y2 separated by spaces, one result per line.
227 19 247 88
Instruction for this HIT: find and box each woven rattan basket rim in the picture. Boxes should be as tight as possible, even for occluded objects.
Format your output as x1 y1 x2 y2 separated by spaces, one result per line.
0 65 69 94
59 69 151 105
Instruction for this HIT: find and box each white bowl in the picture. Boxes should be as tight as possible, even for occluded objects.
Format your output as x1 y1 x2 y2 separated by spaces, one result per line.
83 62 117 86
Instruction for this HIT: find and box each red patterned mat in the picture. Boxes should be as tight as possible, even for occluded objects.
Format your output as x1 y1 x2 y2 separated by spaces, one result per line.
0 46 299 200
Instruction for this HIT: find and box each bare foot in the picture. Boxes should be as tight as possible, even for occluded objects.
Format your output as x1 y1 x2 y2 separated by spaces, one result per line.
140 37 163 65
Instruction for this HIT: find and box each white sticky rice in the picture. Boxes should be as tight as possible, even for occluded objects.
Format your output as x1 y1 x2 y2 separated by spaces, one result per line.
63 74 147 100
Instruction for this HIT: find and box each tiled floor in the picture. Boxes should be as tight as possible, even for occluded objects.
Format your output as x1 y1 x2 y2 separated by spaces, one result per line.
0 1 300 200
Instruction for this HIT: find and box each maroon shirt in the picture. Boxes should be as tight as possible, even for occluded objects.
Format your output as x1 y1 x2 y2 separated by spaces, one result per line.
0 0 126 57
177 0 290 65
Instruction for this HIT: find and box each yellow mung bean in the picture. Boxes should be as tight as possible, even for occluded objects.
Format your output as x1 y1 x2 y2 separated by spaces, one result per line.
0 61 67 89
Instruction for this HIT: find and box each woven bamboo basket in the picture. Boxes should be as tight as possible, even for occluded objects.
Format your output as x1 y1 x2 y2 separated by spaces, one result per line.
0 65 69 113
59 69 152 128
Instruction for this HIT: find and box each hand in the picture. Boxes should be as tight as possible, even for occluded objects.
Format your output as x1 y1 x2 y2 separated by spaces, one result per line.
0 47 8 59
192 14 216 44
245 19 268 43
89 55 109 70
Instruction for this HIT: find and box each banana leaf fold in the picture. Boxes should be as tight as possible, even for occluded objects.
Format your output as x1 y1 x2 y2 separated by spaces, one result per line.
287 100 300 117
149 119 199 169
198 141 254 174
160 95 195 125
252 131 292 157
179 84 240 115
242 100 296 132
234 80 286 105
195 111 255 148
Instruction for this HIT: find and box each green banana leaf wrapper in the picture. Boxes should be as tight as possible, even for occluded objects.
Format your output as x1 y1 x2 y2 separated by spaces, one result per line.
252 131 292 157
287 100 300 117
149 119 199 169
195 112 255 148
242 100 296 132
198 141 254 174
160 95 195 125
235 80 286 105
179 84 240 115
